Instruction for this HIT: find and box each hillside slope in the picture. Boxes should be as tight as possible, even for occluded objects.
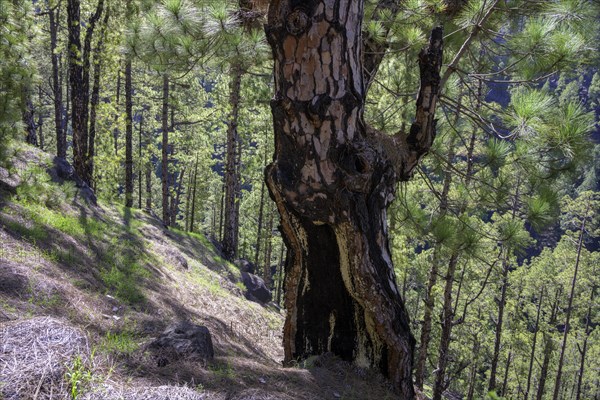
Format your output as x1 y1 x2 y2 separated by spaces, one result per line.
0 144 398 400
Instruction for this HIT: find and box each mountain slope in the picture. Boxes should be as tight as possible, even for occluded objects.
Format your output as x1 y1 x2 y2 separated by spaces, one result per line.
0 144 398 400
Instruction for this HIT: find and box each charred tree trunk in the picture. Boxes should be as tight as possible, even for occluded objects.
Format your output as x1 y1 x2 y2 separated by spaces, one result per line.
161 74 170 225
222 65 243 260
264 1 442 396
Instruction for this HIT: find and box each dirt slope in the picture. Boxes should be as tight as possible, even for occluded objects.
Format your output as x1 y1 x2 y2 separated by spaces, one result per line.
0 144 398 400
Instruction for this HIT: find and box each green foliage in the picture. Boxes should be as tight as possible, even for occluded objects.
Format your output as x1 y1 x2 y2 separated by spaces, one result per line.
0 0 36 158
65 355 94 399
99 330 139 355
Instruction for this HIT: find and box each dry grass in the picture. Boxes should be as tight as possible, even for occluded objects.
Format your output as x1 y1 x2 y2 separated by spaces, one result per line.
0 317 89 400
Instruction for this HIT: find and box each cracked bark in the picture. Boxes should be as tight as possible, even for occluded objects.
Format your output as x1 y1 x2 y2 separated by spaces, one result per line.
264 1 442 395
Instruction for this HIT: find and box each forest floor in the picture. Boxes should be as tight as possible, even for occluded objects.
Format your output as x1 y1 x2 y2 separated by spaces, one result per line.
0 144 399 400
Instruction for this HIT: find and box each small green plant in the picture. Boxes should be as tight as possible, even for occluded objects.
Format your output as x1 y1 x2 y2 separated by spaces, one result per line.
99 330 139 355
209 361 235 379
65 355 93 399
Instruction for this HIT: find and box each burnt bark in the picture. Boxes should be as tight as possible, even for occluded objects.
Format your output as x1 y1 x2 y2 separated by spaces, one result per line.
264 1 442 395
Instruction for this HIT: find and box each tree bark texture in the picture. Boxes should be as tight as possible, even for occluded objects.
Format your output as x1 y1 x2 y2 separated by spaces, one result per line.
264 1 442 396
67 0 87 181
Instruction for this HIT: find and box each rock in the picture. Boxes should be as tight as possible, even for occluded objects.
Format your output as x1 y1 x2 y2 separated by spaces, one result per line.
235 259 256 274
241 272 272 304
47 156 97 205
147 321 214 367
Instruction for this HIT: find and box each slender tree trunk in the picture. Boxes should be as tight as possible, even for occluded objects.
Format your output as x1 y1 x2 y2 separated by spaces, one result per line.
88 8 109 187
138 111 144 209
576 286 595 400
536 287 562 400
432 252 460 400
113 69 121 156
49 4 66 158
489 252 510 392
145 161 152 210
553 212 588 400
263 207 274 287
170 167 186 227
222 65 243 260
415 139 456 389
125 57 133 207
190 158 199 232
501 349 512 397
254 177 266 266
37 86 44 150
22 90 37 146
161 74 170 225
276 242 285 305
264 2 442 395
466 335 480 400
525 286 545 400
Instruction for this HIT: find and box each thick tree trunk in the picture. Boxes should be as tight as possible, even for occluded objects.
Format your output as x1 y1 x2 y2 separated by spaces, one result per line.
49 5 66 159
170 167 186 227
222 65 243 260
161 74 170 225
264 1 442 396
190 157 199 232
67 0 87 180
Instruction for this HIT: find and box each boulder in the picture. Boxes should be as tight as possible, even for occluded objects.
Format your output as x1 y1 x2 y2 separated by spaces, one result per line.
147 321 214 367
241 272 272 304
235 259 256 274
